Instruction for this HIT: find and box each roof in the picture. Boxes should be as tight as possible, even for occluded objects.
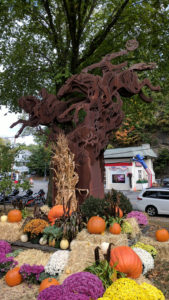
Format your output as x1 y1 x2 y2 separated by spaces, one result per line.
104 144 157 159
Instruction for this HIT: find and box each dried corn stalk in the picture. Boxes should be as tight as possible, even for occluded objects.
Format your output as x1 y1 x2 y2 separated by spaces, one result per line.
51 133 79 211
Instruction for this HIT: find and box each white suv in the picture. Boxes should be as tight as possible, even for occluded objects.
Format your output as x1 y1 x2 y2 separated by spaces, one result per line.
137 188 169 216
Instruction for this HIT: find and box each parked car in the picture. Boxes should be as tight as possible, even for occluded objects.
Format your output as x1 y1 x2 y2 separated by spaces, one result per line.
137 187 169 216
163 178 169 187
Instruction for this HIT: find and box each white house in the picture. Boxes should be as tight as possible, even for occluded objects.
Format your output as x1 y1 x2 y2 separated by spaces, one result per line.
13 149 31 176
104 144 157 191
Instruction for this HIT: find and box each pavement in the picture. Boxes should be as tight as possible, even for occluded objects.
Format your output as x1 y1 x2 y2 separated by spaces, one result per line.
29 177 140 210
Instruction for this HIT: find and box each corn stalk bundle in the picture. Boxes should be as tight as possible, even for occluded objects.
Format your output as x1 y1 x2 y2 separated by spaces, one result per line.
51 133 79 211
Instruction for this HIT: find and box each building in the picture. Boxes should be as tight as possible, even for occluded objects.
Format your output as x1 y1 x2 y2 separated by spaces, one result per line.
104 144 157 191
13 149 31 176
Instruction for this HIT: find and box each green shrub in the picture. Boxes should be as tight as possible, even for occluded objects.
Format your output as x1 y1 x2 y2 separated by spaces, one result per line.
80 196 105 221
104 189 132 216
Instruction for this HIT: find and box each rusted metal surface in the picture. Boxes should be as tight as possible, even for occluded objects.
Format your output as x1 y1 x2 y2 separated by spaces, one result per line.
11 40 160 204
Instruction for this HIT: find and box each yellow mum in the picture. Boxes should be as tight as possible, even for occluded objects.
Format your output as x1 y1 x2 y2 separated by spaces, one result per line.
140 282 165 300
97 278 165 300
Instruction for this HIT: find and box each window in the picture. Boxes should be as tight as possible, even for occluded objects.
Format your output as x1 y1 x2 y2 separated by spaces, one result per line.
158 191 169 200
112 174 125 183
138 170 142 180
143 191 158 198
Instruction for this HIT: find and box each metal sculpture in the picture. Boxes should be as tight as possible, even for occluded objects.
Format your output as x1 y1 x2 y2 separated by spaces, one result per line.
11 40 160 204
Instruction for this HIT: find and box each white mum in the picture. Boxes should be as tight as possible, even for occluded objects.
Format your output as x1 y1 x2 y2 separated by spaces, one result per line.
132 247 154 275
45 250 70 275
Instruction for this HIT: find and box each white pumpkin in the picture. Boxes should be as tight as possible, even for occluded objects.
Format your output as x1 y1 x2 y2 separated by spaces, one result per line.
60 239 69 250
39 237 47 246
100 242 109 254
20 233 28 243
0 215 8 222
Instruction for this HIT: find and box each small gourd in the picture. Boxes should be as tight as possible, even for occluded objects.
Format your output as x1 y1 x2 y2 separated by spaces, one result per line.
60 239 69 250
49 239 56 247
20 233 28 243
0 215 8 222
39 237 47 246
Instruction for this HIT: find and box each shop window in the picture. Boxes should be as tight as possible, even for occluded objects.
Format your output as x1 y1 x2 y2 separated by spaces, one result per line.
112 174 125 183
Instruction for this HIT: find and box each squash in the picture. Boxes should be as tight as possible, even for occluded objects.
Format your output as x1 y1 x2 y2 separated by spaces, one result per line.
20 233 28 243
0 215 8 222
110 246 142 278
115 206 123 218
39 237 47 246
5 267 22 287
39 278 59 292
87 216 106 234
49 239 56 247
109 223 121 235
8 209 22 223
60 239 69 250
155 228 169 242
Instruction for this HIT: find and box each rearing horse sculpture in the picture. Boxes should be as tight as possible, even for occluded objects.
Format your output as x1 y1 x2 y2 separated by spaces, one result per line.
11 40 160 204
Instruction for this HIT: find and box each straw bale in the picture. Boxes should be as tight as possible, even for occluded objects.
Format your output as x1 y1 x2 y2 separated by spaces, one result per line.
125 218 141 239
16 249 51 266
134 274 153 285
75 229 128 246
59 230 128 283
139 236 169 260
0 279 39 300
0 221 24 242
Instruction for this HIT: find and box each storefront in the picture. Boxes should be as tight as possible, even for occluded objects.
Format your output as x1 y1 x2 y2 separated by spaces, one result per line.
104 144 157 191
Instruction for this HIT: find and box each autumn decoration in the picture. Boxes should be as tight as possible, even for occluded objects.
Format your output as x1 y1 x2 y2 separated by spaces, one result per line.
5 267 22 287
7 209 22 223
109 223 121 235
110 246 142 278
155 228 169 242
23 219 49 238
39 277 59 292
87 216 106 234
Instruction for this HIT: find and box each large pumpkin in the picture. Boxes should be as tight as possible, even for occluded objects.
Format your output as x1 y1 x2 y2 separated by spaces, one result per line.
5 267 22 287
109 223 121 234
39 278 59 292
87 216 106 234
155 228 169 242
110 246 142 278
48 205 72 224
8 209 22 223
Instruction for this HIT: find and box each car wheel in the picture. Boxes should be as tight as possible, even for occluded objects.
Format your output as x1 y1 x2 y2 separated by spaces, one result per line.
146 206 157 216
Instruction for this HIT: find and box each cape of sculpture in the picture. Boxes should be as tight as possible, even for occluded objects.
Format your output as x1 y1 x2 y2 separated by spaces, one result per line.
11 40 160 204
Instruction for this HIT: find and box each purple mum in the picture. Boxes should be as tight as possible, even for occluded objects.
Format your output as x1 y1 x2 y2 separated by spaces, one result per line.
127 211 148 225
20 264 44 284
38 272 104 300
0 240 12 254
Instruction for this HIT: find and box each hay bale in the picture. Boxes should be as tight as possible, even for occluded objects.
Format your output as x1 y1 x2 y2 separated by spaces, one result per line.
59 230 128 283
0 279 39 300
134 274 153 285
76 229 128 246
0 221 24 242
16 249 51 266
139 236 169 260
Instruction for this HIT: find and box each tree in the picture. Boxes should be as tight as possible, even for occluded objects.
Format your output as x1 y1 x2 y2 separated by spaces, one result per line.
26 144 51 176
0 0 168 111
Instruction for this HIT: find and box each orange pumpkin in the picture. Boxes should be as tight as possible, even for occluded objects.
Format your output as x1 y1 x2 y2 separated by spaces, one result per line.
48 205 72 224
5 267 22 287
87 216 106 234
109 223 121 234
155 228 169 242
115 206 123 218
8 209 22 223
39 278 59 292
110 246 142 278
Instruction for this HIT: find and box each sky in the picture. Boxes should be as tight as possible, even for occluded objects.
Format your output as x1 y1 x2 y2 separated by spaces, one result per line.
0 106 35 145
